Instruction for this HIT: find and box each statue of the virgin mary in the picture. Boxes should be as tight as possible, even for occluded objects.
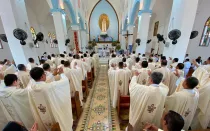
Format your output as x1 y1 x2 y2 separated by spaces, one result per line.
102 18 107 32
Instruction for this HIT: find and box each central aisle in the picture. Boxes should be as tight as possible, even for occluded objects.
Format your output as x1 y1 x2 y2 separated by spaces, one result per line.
76 64 120 131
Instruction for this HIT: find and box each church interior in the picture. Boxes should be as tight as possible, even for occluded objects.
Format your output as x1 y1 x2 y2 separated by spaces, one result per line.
0 0 210 131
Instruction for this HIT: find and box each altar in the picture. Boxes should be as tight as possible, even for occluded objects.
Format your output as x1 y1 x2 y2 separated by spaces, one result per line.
95 43 113 57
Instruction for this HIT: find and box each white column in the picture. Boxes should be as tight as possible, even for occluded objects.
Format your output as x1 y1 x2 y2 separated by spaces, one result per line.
163 0 199 62
136 13 151 54
121 31 126 50
52 11 67 54
80 30 87 52
0 0 38 65
127 25 134 52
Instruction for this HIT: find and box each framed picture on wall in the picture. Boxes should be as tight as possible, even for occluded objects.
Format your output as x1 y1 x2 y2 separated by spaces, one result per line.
153 21 159 36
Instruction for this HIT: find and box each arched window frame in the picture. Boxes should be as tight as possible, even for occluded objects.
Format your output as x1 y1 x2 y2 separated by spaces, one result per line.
199 17 210 47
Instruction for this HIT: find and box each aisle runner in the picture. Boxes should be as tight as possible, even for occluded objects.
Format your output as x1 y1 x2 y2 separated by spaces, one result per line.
76 65 120 131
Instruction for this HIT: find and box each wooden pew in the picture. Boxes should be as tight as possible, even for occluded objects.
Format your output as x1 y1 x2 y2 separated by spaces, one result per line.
87 71 93 88
92 67 95 80
71 91 82 120
82 78 89 99
51 123 61 131
117 90 130 121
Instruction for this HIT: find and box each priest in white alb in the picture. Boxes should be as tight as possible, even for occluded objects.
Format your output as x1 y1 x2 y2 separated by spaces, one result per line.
136 61 151 85
190 61 210 130
128 72 169 130
170 58 179 71
165 77 199 130
112 62 132 108
71 54 89 79
2 61 16 76
0 74 34 130
26 58 37 71
28 67 73 131
154 60 171 87
15 64 30 88
109 54 119 68
168 63 184 95
63 61 83 105
148 58 156 71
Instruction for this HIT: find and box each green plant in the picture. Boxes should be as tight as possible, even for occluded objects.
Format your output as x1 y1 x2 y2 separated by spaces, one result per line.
116 44 121 50
87 44 93 50
112 42 117 46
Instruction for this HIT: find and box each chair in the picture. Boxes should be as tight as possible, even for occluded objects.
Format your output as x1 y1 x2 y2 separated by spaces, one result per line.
71 91 82 119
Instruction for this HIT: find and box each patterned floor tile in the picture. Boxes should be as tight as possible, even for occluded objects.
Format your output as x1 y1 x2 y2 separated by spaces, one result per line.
76 65 120 131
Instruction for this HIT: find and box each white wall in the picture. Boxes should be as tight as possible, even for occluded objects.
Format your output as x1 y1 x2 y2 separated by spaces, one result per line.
0 17 13 61
0 0 59 62
147 0 173 54
25 3 59 57
186 0 210 61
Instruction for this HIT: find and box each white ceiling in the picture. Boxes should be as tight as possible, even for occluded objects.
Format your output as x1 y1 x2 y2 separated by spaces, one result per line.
25 0 54 26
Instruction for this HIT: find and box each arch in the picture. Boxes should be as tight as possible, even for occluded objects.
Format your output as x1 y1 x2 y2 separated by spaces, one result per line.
129 0 140 25
89 0 119 41
200 17 210 46
63 0 77 25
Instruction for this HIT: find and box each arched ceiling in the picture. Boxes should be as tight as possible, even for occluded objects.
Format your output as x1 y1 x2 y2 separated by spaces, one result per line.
25 0 53 26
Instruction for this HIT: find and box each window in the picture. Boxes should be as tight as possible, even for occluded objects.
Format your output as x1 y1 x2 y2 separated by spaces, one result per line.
0 40 3 49
48 33 54 48
30 27 39 48
52 33 58 48
200 17 210 46
30 27 36 40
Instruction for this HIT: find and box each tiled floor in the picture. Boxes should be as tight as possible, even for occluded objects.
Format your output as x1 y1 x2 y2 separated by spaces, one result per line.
76 65 120 131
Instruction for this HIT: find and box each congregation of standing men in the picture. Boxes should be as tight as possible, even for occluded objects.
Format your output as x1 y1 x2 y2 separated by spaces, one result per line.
0 51 99 131
0 50 210 131
108 51 210 131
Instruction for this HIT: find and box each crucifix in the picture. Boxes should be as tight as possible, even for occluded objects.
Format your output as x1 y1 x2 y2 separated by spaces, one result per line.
123 30 133 50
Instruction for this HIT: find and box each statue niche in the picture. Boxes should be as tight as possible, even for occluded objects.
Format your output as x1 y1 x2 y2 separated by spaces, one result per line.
99 14 109 34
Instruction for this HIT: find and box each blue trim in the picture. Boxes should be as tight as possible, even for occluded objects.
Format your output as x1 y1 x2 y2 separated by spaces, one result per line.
63 0 77 25
51 0 59 9
127 23 134 27
143 0 152 10
78 13 85 31
129 45 133 53
130 0 140 25
50 8 66 14
123 15 128 31
138 9 152 15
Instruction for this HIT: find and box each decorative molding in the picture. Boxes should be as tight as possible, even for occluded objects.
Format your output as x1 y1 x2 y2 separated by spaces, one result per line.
138 9 152 15
50 8 66 14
